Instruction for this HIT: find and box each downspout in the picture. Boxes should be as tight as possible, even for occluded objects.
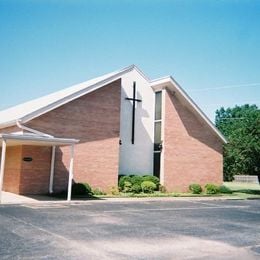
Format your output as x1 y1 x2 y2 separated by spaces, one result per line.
16 120 53 137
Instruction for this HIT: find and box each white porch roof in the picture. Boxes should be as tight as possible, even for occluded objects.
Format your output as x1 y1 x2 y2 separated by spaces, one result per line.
0 133 79 146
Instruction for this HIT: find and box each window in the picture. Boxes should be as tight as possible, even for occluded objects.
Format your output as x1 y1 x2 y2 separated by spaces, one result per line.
155 91 162 120
153 91 162 178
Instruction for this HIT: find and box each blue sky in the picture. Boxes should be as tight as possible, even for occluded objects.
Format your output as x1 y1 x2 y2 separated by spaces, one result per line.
0 0 259 121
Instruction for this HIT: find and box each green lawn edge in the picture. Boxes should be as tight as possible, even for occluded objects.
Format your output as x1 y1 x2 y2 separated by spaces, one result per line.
95 182 260 200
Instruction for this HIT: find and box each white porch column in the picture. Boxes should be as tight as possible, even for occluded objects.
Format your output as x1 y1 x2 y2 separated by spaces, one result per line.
67 144 74 201
0 139 7 203
49 146 56 194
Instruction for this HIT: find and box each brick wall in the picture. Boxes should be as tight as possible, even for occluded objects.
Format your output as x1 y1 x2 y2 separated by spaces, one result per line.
3 146 22 193
20 146 52 194
163 89 223 192
25 79 122 193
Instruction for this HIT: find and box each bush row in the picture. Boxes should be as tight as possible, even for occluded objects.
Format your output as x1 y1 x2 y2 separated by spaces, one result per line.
119 175 160 193
70 181 232 197
189 183 232 195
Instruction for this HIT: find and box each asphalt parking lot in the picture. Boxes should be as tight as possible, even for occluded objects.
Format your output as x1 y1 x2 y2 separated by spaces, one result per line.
0 198 259 259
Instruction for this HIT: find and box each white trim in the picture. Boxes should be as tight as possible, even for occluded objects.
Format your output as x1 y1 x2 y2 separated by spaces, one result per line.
0 139 7 203
150 77 227 144
0 65 227 144
16 120 53 137
0 133 79 146
49 146 56 194
67 144 74 201
0 65 148 129
160 89 166 185
20 69 131 124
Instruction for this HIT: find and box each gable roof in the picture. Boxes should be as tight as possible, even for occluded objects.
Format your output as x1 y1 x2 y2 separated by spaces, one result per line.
150 76 227 143
0 65 227 143
0 65 139 128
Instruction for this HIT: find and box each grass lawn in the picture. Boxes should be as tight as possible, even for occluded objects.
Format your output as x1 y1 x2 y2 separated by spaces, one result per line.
97 182 260 199
223 182 260 199
224 182 260 191
53 182 260 200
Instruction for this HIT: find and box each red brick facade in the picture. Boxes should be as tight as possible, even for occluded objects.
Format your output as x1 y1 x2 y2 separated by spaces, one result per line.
24 79 121 193
3 146 22 194
1 78 223 195
163 89 223 192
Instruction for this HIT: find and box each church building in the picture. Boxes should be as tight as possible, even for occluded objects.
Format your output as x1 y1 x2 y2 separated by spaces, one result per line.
0 65 226 200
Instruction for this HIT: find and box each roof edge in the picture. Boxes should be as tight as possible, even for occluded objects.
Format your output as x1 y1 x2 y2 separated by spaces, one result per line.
0 64 143 129
151 76 227 144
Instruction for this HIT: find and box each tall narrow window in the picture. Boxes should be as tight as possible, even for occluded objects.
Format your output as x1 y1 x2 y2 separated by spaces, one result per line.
155 91 162 120
153 91 162 179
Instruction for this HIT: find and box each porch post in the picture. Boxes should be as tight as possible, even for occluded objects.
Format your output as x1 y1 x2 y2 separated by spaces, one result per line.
49 146 56 194
67 144 74 201
0 139 7 203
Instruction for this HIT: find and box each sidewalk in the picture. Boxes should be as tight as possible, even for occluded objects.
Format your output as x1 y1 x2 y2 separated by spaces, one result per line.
0 191 254 205
0 192 69 204
1 192 38 204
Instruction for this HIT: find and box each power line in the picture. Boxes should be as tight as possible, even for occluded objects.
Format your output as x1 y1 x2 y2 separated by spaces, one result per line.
189 83 260 92
200 100 260 107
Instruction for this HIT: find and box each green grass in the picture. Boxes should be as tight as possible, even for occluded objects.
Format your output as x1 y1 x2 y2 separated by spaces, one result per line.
98 182 260 200
53 182 260 200
223 182 260 199
97 191 229 199
223 182 260 192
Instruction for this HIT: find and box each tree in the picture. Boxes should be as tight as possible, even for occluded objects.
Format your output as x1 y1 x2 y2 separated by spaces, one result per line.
215 104 260 181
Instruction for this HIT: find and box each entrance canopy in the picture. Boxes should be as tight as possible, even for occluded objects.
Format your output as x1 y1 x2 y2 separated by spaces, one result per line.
0 133 79 203
0 133 79 147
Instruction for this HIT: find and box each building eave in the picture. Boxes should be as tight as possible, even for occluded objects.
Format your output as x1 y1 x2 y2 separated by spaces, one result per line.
0 64 144 129
150 76 228 144
0 133 79 146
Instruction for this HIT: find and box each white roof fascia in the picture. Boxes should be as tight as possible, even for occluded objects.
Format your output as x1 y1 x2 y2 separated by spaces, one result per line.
0 133 79 145
20 77 120 124
0 65 137 128
22 64 153 124
19 65 136 125
150 76 227 144
132 65 151 82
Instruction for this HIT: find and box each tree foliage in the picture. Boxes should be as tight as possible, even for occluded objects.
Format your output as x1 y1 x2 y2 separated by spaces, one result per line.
215 104 260 181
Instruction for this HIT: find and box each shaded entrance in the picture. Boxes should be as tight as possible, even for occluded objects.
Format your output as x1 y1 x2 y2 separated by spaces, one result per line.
0 133 79 203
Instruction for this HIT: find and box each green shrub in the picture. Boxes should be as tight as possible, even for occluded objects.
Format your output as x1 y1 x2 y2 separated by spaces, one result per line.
131 183 142 193
83 183 92 194
110 186 120 195
189 184 202 194
92 187 106 195
219 185 232 194
205 184 219 194
119 176 132 190
119 174 160 194
123 181 132 192
131 175 143 186
72 183 89 196
142 175 160 189
159 184 167 193
141 181 156 193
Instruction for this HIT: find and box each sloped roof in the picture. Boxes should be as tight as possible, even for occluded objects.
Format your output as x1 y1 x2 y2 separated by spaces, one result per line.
0 65 227 143
150 76 227 143
0 65 137 128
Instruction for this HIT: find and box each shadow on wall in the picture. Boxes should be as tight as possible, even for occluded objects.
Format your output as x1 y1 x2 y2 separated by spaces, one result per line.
168 91 222 154
52 147 70 194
